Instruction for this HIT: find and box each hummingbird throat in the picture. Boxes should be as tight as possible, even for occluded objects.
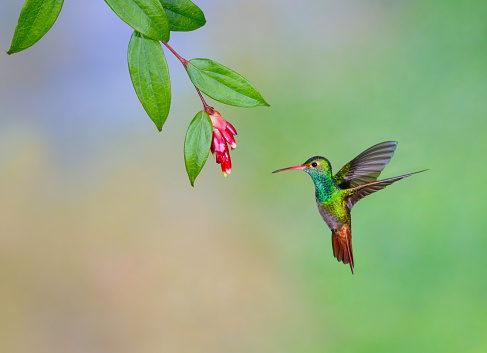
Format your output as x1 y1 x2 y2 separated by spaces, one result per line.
309 170 337 203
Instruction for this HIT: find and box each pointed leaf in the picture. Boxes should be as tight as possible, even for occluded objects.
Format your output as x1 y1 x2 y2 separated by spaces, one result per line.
160 0 206 31
186 58 269 108
184 111 212 186
128 31 171 131
104 0 170 42
7 0 64 55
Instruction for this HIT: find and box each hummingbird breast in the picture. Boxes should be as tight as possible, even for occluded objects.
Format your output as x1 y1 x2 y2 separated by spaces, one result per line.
316 195 351 231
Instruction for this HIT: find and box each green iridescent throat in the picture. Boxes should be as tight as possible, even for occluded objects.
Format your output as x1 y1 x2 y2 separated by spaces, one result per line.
307 168 337 203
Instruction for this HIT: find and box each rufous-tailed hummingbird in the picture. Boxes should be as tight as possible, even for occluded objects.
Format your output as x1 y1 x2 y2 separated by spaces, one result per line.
273 141 425 274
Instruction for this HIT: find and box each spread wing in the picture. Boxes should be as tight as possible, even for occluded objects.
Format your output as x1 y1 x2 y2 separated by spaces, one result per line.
333 141 398 189
345 170 426 208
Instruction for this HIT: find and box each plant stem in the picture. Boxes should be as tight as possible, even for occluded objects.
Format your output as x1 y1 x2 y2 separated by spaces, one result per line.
195 87 212 112
162 42 211 112
162 42 188 67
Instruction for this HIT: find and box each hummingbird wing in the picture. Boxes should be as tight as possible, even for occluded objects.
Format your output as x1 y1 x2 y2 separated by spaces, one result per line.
333 141 398 189
345 170 426 208
331 224 354 274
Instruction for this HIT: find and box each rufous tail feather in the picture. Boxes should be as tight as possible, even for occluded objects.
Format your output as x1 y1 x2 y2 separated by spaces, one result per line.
332 224 354 274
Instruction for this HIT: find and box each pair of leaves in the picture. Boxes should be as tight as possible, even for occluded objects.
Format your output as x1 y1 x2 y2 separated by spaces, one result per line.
104 0 206 42
182 60 269 185
8 0 206 54
104 0 171 42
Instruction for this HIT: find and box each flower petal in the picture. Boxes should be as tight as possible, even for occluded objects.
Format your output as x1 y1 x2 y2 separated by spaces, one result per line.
209 113 226 131
226 121 237 136
221 130 237 149
220 150 232 176
212 129 226 153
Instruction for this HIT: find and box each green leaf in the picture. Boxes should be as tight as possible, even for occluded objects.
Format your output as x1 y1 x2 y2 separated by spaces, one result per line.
184 111 212 186
104 0 170 42
159 0 206 31
186 58 269 108
128 31 171 131
7 0 64 55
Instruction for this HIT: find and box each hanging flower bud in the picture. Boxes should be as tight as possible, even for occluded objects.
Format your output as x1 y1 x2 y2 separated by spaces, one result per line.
208 110 237 177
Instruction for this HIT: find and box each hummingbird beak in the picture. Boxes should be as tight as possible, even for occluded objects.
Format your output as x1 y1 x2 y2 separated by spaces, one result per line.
272 165 306 173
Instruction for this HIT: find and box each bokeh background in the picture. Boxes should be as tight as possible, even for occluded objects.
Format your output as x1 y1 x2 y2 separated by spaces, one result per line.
1 1 486 352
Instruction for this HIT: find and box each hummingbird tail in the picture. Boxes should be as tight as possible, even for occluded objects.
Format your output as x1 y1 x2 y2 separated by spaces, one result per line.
331 224 354 274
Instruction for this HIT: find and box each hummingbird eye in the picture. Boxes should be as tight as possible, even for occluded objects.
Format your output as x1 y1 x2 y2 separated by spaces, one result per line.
311 162 318 168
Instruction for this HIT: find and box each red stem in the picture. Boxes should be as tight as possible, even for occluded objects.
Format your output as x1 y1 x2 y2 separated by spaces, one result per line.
162 42 212 112
162 42 188 67
195 87 212 112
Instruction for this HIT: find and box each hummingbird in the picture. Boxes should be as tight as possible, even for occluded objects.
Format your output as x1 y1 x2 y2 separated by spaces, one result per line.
273 141 425 274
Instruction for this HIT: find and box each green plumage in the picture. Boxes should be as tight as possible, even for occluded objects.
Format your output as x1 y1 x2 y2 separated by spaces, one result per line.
305 161 350 225
273 141 425 274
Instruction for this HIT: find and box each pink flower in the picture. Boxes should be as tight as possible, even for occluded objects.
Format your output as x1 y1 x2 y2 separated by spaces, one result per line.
209 110 237 177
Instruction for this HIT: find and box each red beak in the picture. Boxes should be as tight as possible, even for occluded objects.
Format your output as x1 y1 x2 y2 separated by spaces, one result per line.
272 165 306 173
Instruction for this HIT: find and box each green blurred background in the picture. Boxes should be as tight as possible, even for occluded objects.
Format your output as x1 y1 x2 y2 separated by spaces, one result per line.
1 1 486 352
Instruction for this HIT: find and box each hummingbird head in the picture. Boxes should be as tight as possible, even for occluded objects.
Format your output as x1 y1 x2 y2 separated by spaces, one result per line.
273 156 332 176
